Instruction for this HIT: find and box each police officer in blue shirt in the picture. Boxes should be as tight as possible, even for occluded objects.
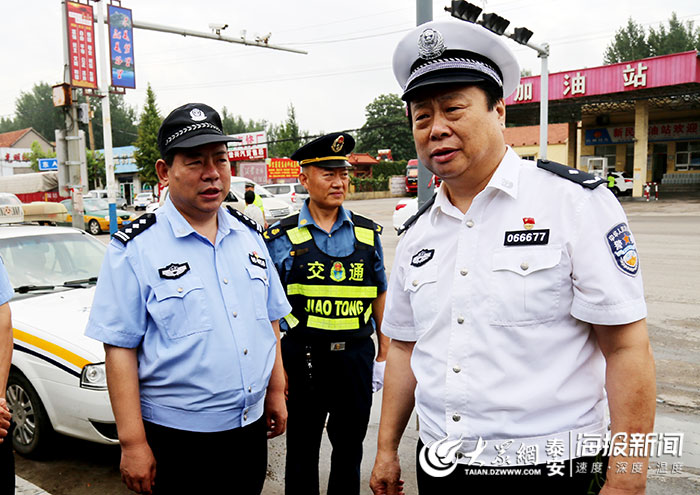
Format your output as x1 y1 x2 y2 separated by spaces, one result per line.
264 132 389 495
0 258 14 495
86 103 291 495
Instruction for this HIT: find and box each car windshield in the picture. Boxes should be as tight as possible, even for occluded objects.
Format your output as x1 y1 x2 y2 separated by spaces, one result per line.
84 198 108 211
230 181 272 198
0 232 106 290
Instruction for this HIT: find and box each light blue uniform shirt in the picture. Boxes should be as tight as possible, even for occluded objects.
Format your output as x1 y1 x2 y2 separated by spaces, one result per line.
0 257 12 305
266 202 387 330
86 198 291 432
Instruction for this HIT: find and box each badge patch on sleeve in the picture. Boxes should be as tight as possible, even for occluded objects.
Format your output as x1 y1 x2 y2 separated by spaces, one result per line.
411 249 435 267
158 262 190 279
605 222 639 276
249 251 267 269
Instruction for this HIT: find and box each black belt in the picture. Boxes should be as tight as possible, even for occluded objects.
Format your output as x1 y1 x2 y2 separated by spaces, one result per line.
283 330 371 352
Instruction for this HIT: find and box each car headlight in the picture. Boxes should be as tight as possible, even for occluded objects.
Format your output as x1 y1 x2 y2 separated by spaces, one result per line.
81 363 108 390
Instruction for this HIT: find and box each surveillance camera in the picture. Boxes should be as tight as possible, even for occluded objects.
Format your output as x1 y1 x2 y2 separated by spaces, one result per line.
209 23 228 31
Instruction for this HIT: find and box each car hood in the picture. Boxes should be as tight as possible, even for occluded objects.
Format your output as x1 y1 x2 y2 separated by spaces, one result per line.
262 197 292 210
11 286 104 363
86 208 131 217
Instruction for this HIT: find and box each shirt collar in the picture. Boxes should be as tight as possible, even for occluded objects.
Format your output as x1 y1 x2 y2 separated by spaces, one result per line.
429 146 522 222
297 201 353 233
161 196 242 240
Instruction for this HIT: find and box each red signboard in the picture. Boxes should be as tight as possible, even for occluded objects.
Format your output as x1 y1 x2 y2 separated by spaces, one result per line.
267 158 300 179
66 1 98 89
507 51 700 106
227 131 268 162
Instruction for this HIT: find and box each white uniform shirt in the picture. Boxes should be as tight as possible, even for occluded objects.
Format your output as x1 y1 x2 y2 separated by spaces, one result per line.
244 204 265 228
383 147 647 465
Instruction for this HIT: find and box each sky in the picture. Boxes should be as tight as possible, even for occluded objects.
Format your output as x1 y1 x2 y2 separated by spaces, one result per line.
2 0 700 137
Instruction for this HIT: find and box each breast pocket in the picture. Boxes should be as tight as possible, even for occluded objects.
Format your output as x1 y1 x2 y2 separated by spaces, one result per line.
404 263 438 330
489 247 563 326
152 275 214 339
245 265 270 320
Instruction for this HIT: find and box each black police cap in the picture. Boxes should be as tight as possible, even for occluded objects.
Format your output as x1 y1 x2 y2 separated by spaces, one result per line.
291 132 355 168
157 103 240 158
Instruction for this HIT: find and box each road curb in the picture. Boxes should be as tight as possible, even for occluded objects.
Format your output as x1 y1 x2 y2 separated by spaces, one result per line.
16 476 50 495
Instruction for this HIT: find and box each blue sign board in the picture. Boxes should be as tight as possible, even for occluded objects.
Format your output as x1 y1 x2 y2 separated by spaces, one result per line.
108 5 136 89
38 158 58 171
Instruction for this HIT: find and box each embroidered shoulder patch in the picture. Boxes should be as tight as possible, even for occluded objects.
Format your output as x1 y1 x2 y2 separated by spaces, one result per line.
112 214 156 245
227 205 263 235
605 222 639 276
411 248 434 267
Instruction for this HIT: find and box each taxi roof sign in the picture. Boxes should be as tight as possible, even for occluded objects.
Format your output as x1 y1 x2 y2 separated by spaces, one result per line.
0 192 25 224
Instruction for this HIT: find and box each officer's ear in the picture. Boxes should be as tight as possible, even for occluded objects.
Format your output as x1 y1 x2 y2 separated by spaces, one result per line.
155 159 170 187
298 167 310 188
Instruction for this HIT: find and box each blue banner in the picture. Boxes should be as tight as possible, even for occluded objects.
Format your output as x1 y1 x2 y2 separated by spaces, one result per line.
108 5 136 89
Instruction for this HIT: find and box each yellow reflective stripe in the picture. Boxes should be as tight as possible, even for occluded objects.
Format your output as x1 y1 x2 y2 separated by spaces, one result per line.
307 315 359 331
287 226 312 245
354 226 374 246
286 284 377 299
13 328 90 370
363 303 373 324
284 312 299 329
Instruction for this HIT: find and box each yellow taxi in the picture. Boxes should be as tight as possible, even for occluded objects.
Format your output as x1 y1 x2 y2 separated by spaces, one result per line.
60 198 135 235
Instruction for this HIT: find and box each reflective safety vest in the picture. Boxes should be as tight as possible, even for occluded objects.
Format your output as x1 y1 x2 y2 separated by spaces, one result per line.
265 213 382 340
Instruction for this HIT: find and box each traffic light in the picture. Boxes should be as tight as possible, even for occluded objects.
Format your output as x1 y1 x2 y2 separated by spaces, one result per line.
481 13 510 36
512 27 534 45
449 1 482 23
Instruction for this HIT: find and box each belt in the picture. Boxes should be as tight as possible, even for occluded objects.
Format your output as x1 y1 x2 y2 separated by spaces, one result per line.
284 331 371 352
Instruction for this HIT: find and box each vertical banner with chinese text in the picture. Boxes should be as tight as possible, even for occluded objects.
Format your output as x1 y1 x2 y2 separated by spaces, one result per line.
108 5 136 88
66 1 98 89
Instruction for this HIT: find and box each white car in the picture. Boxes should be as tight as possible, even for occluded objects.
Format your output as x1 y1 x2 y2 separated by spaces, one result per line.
1 223 117 457
609 171 634 196
393 197 417 233
133 192 155 211
85 189 127 209
262 183 309 211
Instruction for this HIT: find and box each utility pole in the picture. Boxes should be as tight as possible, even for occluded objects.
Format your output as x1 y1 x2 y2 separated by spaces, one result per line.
416 0 433 208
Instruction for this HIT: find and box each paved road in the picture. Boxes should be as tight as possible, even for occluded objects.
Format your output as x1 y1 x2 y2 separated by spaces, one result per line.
15 196 700 494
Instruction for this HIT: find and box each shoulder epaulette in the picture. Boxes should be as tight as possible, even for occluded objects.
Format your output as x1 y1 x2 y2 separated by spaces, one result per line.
112 213 156 245
537 159 606 189
351 212 383 235
262 213 299 241
227 205 263 235
397 193 436 236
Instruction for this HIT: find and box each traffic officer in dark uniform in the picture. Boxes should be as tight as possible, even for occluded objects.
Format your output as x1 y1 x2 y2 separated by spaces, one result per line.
264 132 389 495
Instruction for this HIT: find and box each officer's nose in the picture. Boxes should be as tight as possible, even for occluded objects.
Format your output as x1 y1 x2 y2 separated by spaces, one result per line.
202 157 220 180
429 112 452 140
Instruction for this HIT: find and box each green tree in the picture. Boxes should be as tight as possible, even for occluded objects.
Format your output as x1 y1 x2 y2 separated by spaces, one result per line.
134 84 162 188
86 150 105 189
0 116 16 133
356 94 414 161
27 140 56 172
13 82 64 142
269 104 303 158
220 107 268 135
90 94 139 148
604 13 700 64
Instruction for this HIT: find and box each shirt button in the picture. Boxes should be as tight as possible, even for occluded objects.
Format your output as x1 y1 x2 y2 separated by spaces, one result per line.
466 220 475 228
248 386 252 393
412 280 419 287
460 269 468 276
453 366 461 373
243 349 248 355
520 262 529 271
232 312 238 318
223 278 229 284
243 414 248 421
457 317 464 324
177 287 183 293
452 413 461 422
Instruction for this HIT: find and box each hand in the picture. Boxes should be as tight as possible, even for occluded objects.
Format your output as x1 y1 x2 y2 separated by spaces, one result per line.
264 389 287 439
372 360 386 393
370 450 405 495
0 399 10 443
119 441 156 494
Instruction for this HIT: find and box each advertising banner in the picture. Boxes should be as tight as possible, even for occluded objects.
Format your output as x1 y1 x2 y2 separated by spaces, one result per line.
66 1 98 89
108 5 136 88
228 131 268 161
267 158 300 179
585 121 700 145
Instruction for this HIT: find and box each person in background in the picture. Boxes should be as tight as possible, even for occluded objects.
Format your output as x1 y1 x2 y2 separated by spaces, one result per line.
245 182 265 219
0 257 14 494
245 190 266 228
86 103 291 495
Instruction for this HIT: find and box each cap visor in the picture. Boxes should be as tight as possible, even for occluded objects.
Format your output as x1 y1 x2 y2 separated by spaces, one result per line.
402 72 494 101
303 160 351 169
170 133 241 151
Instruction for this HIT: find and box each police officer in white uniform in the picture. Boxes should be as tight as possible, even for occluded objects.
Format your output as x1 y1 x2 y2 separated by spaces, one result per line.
370 19 656 495
86 103 291 495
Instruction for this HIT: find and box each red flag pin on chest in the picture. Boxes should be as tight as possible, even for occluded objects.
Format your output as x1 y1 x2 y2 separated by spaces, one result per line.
523 217 535 230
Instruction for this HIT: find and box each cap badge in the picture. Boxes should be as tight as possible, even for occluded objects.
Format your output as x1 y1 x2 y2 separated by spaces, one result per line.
189 108 206 122
417 28 445 60
331 135 345 153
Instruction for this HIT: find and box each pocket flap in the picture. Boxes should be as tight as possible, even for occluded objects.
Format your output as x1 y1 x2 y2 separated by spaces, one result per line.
492 247 561 276
245 265 269 286
404 264 438 292
153 276 204 301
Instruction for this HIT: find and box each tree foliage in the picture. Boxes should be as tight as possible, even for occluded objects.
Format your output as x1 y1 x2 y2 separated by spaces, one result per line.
90 94 139 148
134 84 162 188
13 82 65 142
268 104 303 158
356 94 414 161
604 13 700 64
220 107 268 136
27 140 56 172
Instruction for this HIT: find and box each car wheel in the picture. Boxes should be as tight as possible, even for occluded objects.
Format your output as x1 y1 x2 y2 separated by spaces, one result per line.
87 219 101 235
6 371 54 458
